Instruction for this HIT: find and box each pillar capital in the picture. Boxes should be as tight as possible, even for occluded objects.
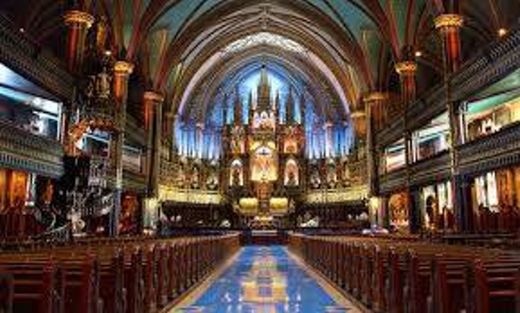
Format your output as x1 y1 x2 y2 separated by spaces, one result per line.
143 91 165 103
350 110 367 119
63 10 95 28
395 61 418 77
363 92 388 104
114 61 134 76
434 14 464 30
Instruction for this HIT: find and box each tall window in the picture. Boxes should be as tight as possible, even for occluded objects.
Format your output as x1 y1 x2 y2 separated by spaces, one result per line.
383 138 406 173
411 112 450 162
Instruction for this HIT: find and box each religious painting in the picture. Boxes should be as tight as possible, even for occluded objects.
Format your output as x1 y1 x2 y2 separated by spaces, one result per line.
8 170 28 212
389 192 409 229
251 146 278 182
119 193 140 234
284 159 299 186
496 168 514 208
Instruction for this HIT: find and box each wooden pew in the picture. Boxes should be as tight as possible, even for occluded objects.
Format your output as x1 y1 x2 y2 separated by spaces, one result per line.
0 262 63 313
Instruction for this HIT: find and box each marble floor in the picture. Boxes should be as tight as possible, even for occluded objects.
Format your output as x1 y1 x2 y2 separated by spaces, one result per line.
170 246 362 313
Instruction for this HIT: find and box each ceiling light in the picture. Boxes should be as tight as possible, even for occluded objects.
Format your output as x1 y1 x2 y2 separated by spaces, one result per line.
415 51 422 58
104 50 112 56
498 28 508 37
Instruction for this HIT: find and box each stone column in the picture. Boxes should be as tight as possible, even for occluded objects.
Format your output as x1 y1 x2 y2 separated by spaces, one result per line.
110 60 133 237
63 10 94 74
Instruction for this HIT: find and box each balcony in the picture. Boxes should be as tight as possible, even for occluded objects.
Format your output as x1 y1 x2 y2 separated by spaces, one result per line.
376 115 404 148
409 151 451 187
457 122 520 176
379 167 406 195
0 119 64 177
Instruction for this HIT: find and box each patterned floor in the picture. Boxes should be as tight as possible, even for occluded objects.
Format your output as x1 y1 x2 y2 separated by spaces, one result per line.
170 246 362 313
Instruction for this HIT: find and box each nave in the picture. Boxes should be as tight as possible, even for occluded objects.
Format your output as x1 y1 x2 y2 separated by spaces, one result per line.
171 246 359 313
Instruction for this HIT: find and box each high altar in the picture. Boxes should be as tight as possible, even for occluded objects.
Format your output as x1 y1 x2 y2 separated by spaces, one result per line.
225 66 304 218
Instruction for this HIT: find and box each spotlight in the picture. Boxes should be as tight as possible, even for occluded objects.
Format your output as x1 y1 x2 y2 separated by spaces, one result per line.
19 28 24 33
414 51 422 58
498 28 508 37
104 50 112 56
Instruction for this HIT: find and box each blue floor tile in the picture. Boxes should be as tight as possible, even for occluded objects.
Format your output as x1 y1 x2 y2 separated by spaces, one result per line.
174 246 354 313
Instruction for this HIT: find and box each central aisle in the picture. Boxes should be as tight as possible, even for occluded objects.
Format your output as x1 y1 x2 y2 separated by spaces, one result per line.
171 246 361 313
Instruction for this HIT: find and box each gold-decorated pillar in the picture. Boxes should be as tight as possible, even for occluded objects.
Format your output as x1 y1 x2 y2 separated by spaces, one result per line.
153 93 164 197
395 58 419 232
63 10 94 74
435 14 463 74
364 92 387 197
435 13 471 231
143 91 165 197
110 60 134 236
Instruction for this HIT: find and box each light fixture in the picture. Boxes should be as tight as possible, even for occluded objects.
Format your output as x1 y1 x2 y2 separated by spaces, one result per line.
415 51 423 58
104 50 112 56
19 28 24 33
498 28 508 37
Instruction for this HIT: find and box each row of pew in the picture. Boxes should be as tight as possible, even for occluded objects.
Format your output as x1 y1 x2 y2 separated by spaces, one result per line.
288 233 520 313
0 233 240 313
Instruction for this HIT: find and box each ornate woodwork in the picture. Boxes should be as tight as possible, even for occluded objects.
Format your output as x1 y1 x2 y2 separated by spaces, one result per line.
0 14 74 100
458 123 520 177
0 119 63 177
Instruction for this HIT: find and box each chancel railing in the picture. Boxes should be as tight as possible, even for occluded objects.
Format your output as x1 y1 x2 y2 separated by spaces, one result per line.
304 185 368 204
158 185 222 204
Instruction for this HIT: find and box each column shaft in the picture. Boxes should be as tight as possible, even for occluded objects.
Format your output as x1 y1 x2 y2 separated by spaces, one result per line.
63 10 94 74
110 61 134 237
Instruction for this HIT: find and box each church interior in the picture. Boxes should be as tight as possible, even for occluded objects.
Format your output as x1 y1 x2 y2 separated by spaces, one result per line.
0 0 520 312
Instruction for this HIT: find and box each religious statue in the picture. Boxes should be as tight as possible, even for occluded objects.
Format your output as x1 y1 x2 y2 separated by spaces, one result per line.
231 167 242 186
206 171 219 190
191 166 200 189
342 162 351 187
287 171 297 186
95 66 112 99
176 168 186 188
310 169 321 189
326 163 337 189
230 126 245 154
